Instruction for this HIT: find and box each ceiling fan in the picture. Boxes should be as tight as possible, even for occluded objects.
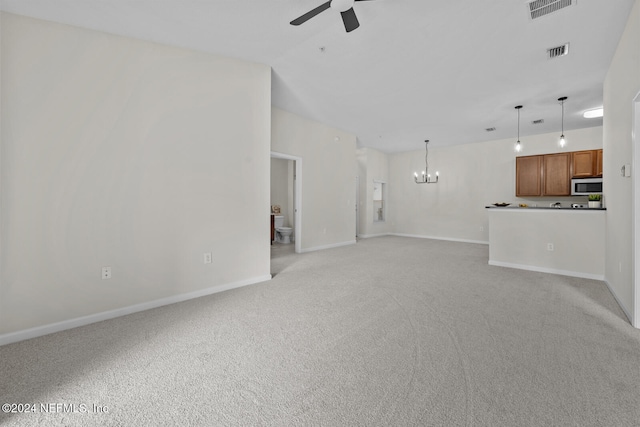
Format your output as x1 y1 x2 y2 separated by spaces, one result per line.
290 0 377 33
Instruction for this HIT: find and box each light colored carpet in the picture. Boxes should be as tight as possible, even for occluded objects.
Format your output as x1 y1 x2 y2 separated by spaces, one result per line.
1 236 639 426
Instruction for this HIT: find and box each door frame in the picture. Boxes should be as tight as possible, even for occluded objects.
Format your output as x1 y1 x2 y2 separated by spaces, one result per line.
271 152 302 254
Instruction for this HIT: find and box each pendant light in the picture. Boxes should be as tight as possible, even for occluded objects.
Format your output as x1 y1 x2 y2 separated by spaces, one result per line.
514 105 523 153
558 96 567 148
414 140 439 184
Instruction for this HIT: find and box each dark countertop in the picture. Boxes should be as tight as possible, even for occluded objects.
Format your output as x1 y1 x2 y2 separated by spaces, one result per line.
485 205 606 211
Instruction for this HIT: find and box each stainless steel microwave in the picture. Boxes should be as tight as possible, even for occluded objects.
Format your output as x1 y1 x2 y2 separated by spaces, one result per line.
571 177 603 195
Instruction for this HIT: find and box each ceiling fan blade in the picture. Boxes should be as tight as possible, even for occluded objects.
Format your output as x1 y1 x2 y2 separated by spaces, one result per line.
290 1 332 26
341 8 360 32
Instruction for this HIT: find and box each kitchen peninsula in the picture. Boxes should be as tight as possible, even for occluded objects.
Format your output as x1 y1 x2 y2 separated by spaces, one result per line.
486 206 605 280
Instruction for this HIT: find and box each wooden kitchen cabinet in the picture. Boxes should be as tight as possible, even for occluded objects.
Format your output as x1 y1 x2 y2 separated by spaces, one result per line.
516 155 542 197
572 149 603 177
516 152 571 197
543 152 571 196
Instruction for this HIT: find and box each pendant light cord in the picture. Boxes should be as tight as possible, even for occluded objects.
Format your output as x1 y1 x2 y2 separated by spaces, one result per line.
425 140 429 174
558 96 567 138
514 105 523 152
561 99 564 134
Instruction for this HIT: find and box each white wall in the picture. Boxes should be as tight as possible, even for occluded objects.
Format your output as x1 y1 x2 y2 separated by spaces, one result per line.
287 160 295 231
356 147 391 237
603 0 640 321
357 149 367 236
389 127 603 244
270 158 291 227
271 108 356 252
0 13 272 335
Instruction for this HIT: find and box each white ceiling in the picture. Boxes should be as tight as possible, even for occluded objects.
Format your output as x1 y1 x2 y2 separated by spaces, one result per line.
0 0 635 152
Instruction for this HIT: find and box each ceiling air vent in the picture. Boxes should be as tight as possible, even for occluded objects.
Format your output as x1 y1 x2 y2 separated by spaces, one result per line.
532 119 545 124
547 43 570 59
528 0 575 20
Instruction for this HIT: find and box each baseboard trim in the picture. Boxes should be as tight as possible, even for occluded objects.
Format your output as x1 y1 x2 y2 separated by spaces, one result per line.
391 233 489 245
0 274 272 347
488 260 604 281
300 240 356 253
603 279 633 324
357 233 391 239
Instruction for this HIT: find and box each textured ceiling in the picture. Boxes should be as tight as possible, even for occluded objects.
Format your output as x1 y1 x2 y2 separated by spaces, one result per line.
0 0 635 152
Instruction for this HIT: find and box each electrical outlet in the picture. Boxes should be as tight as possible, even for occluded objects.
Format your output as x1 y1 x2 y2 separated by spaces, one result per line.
547 243 554 252
204 253 212 264
102 266 112 280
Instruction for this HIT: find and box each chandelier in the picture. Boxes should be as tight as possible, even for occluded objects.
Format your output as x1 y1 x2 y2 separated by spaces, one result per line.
414 140 439 184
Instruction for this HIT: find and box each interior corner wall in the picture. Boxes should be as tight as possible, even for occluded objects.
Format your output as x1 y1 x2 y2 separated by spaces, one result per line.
0 13 272 335
603 0 640 320
356 147 391 238
388 127 603 244
271 108 356 252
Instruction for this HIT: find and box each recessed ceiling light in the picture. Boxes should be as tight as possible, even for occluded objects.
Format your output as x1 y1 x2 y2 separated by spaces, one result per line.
583 108 604 118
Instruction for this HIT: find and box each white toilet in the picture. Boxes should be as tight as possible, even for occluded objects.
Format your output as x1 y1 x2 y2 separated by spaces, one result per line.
274 215 293 244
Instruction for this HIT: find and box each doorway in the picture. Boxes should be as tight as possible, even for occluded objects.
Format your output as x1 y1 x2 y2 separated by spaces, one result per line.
270 152 302 254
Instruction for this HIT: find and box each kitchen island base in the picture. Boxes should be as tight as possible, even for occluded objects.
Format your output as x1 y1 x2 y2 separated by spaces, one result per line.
487 208 605 280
